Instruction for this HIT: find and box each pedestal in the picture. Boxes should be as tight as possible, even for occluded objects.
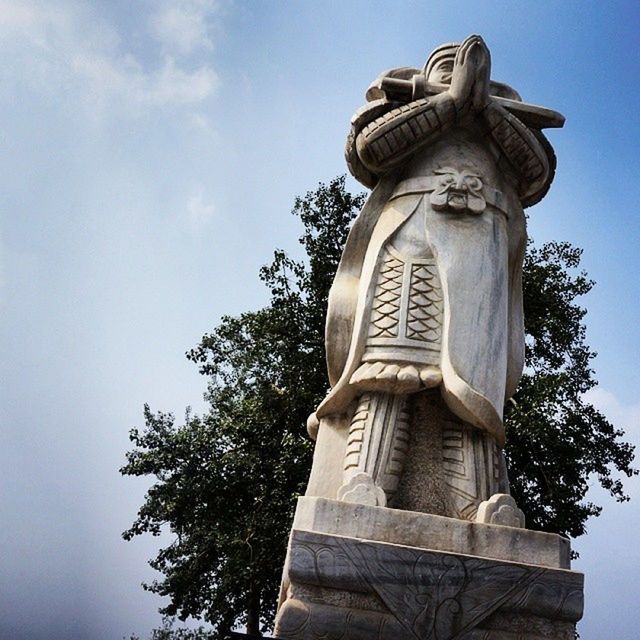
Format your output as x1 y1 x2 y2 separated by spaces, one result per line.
274 498 583 640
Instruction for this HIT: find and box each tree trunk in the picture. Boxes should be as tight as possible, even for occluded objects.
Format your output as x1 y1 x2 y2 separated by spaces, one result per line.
246 581 261 637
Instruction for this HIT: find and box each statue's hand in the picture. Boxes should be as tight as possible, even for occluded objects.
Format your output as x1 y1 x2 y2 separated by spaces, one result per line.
470 38 491 111
449 35 491 114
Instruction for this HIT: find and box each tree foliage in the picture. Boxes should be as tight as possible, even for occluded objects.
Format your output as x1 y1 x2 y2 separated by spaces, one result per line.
128 617 216 640
507 241 636 537
121 176 635 637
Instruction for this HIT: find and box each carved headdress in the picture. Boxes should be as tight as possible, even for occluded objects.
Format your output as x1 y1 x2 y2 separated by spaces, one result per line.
423 42 458 79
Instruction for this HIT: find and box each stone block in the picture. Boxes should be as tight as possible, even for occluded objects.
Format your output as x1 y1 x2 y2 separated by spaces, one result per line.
275 499 583 640
293 497 571 569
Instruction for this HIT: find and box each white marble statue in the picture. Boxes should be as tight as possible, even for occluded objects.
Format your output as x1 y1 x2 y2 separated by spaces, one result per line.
305 35 564 523
275 37 578 640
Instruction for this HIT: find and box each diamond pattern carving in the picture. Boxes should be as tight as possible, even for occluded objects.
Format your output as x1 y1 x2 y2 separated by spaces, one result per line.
369 253 404 338
406 262 443 342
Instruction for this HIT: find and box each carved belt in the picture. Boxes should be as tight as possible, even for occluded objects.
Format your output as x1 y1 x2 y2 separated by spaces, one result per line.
390 170 508 218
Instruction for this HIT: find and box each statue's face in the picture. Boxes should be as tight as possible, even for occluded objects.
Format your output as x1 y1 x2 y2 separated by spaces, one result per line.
427 57 454 85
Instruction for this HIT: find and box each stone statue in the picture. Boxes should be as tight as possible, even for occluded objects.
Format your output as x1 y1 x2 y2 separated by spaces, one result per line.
275 36 583 640
305 34 562 523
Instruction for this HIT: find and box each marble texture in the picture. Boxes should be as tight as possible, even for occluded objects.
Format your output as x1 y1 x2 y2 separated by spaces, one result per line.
476 494 526 529
303 34 565 518
291 497 570 569
275 527 583 640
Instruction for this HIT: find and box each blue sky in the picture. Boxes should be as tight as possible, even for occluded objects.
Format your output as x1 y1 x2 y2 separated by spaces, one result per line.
0 1 639 638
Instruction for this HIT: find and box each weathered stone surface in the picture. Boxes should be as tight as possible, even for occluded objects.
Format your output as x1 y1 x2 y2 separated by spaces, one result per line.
476 494 526 529
275 529 583 640
303 34 565 518
293 497 570 569
276 35 579 639
392 391 509 519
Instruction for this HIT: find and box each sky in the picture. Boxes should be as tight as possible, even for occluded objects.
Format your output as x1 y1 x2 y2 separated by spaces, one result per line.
0 1 639 638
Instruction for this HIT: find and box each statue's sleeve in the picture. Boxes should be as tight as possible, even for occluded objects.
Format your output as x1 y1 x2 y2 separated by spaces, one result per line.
481 101 552 206
345 100 397 189
354 93 457 176
324 175 399 386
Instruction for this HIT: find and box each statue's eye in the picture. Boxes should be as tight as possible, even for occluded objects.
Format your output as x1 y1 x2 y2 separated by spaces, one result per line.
465 177 482 191
431 61 453 84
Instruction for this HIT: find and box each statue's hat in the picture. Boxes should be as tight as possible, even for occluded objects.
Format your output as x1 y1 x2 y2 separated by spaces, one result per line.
422 42 459 78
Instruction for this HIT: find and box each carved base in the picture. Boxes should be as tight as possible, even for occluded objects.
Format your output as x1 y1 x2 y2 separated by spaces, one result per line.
274 499 583 640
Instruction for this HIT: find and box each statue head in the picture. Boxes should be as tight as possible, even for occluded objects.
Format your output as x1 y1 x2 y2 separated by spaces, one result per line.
423 41 522 101
423 42 459 85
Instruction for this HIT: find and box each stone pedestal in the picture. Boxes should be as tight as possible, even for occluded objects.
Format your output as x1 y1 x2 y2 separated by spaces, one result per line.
274 498 583 640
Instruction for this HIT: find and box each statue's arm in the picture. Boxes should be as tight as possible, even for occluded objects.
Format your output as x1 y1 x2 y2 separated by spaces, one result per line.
345 100 400 189
353 93 457 177
480 100 551 204
346 36 491 185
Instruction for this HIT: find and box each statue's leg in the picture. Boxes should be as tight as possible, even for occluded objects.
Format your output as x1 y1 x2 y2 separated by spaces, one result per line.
335 389 525 526
337 391 411 507
387 390 524 525
497 446 511 494
441 421 502 520
443 417 525 527
336 202 445 509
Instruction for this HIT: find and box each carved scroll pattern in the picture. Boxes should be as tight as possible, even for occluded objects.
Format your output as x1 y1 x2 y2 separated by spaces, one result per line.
429 168 486 215
369 252 404 339
277 531 584 640
406 261 443 342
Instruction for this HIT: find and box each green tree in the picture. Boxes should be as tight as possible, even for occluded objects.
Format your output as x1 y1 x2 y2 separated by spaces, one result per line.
121 176 635 637
506 240 636 537
128 617 216 639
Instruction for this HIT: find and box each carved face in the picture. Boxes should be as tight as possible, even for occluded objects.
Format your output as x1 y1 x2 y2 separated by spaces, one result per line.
423 42 459 86
430 168 486 214
427 57 454 85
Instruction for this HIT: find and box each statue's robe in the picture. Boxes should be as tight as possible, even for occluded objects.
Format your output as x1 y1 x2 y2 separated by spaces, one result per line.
313 132 527 461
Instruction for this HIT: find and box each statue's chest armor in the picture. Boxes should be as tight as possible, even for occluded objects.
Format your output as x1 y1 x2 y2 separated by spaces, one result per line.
363 200 443 367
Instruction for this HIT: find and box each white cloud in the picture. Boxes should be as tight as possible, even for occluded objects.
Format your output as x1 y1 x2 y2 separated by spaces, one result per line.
71 53 217 111
187 185 216 228
151 0 217 56
189 112 217 138
0 0 219 114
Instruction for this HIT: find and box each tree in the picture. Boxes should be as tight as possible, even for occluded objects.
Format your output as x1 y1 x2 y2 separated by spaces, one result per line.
506 240 636 537
128 617 216 639
121 176 636 637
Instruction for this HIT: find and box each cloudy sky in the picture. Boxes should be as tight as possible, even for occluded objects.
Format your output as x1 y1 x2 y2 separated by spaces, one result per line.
1 1 638 638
